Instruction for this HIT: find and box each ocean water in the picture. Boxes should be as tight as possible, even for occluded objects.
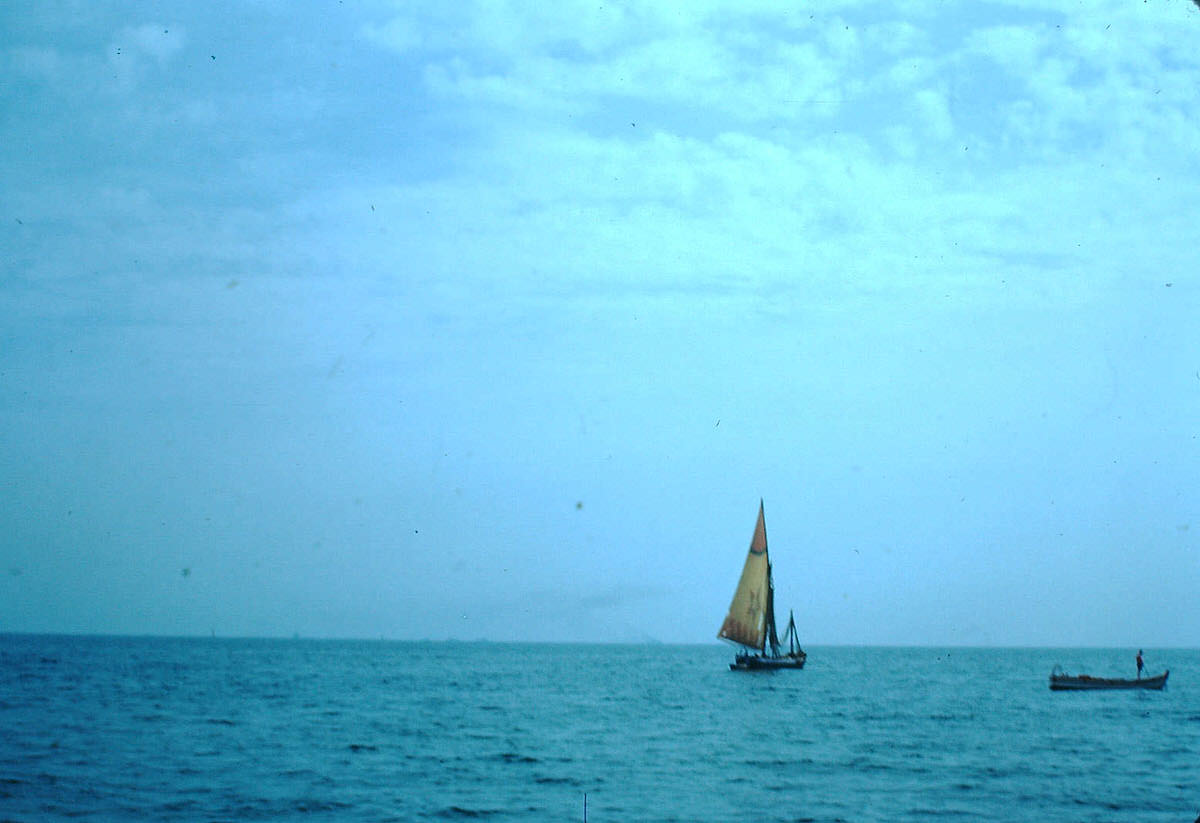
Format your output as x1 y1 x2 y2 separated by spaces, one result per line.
1 637 1197 822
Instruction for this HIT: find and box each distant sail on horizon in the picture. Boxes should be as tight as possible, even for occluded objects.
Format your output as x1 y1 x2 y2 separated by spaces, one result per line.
717 501 770 648
718 500 806 671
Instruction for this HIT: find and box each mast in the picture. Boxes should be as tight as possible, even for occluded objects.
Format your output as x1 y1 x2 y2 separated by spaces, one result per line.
765 563 780 657
761 504 772 655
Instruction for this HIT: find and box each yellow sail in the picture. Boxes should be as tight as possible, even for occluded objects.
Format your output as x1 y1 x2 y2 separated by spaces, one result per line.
717 501 770 649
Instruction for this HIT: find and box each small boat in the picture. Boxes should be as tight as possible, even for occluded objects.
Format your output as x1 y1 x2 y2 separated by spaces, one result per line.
1049 666 1169 691
717 501 806 671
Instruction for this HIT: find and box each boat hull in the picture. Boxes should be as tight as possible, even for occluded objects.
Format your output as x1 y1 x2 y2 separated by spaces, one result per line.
730 652 806 671
1049 670 1168 691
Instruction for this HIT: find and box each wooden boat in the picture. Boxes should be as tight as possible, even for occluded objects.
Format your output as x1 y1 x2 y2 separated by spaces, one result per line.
1049 667 1169 691
718 501 806 671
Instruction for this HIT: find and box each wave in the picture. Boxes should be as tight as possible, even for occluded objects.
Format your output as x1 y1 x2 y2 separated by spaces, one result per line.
496 752 538 764
436 806 501 818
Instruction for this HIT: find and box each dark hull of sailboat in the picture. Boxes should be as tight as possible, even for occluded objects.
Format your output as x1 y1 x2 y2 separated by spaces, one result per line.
1049 670 1168 691
730 652 806 671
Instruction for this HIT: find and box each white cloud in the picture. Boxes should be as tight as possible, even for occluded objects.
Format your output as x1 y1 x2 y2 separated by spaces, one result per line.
125 23 184 63
374 2 861 127
12 0 1195 308
102 23 184 91
362 16 423 54
913 88 954 140
964 25 1044 76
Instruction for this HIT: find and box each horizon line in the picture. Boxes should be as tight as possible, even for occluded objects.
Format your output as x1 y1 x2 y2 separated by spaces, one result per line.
0 631 1193 650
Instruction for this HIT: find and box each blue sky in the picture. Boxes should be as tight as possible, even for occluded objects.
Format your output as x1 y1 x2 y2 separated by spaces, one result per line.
2 0 1198 645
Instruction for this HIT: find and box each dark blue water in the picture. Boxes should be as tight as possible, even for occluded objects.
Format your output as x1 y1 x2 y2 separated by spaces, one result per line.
1 637 1197 822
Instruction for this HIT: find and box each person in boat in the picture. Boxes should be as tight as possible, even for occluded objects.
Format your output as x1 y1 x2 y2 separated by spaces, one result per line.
1136 649 1144 679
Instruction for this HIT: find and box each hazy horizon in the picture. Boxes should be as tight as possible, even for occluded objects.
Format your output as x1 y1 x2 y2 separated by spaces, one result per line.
5 631 1197 652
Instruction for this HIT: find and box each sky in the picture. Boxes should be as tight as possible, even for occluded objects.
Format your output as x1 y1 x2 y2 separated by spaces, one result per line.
2 0 1198 646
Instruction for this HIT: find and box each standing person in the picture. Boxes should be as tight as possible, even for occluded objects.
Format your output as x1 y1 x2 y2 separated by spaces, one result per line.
1136 649 1144 679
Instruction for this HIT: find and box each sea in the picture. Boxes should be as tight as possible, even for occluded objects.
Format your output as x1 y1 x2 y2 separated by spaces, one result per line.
1 637 1197 822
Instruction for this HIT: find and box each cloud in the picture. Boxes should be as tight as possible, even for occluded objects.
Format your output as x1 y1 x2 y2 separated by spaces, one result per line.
7 2 1196 317
104 23 184 90
9 1 1196 317
124 23 184 63
362 15 424 54
964 24 1044 75
375 2 854 126
913 88 954 140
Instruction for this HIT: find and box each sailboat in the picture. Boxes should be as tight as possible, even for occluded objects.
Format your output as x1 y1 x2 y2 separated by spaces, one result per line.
718 500 806 671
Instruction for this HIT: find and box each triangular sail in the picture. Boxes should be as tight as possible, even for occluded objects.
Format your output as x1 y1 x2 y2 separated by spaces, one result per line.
717 501 770 650
783 610 802 656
